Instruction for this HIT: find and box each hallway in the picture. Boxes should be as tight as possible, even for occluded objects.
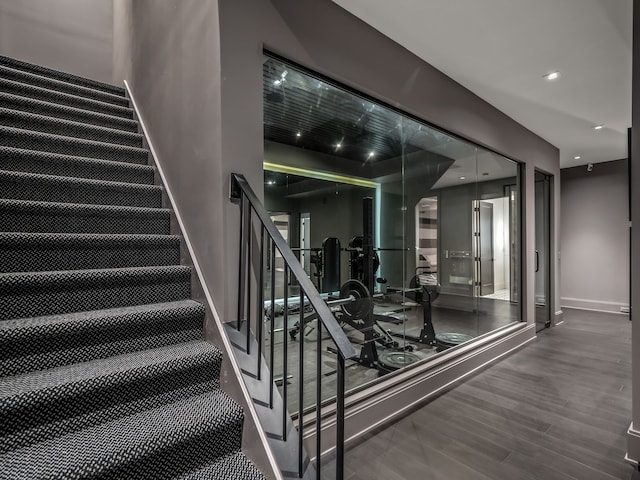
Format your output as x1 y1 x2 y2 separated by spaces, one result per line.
335 309 633 479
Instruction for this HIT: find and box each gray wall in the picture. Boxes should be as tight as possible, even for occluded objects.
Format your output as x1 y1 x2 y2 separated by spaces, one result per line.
560 160 629 313
113 0 561 327
111 1 277 477
113 0 227 317
211 0 560 331
0 0 113 83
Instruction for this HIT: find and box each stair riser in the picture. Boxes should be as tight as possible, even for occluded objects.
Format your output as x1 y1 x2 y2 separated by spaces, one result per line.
0 79 133 118
2 128 148 164
111 419 244 479
0 55 125 96
0 242 180 273
181 452 267 480
0 173 162 208
0 109 143 147
1 147 154 185
0 381 217 456
2 327 203 377
0 66 129 107
0 93 138 132
0 275 191 321
1 359 221 437
0 207 170 235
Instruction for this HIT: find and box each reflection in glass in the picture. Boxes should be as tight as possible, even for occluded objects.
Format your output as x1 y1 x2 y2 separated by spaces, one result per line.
262 55 522 413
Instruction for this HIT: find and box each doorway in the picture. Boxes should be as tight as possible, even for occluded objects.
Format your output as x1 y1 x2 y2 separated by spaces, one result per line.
534 171 551 331
299 212 311 276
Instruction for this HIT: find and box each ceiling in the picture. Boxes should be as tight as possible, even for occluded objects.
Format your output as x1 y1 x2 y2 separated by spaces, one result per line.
263 55 516 189
331 0 632 169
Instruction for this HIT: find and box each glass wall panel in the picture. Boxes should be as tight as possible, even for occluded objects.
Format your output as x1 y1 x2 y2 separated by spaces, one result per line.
262 54 522 413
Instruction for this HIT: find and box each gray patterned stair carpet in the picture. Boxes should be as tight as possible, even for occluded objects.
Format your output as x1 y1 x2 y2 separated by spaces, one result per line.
0 56 267 480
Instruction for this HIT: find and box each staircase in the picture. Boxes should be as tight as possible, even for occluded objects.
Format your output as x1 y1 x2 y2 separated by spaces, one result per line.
0 56 267 479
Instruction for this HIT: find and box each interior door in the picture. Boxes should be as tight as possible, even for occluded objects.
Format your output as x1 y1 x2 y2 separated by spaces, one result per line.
479 201 495 296
534 171 551 331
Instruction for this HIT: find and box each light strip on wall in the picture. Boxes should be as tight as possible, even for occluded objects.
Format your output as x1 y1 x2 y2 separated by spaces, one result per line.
264 160 382 279
263 161 379 189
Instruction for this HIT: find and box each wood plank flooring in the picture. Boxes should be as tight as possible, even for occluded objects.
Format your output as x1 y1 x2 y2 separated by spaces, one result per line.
324 309 635 480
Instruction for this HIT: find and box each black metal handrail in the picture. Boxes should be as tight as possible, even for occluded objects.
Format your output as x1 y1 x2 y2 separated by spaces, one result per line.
230 172 357 480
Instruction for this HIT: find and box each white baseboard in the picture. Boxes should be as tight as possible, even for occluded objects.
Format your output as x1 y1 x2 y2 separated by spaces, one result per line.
627 423 640 467
561 297 629 315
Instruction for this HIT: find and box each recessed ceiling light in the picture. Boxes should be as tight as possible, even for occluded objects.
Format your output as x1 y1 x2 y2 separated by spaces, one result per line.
543 71 560 81
574 155 581 160
266 180 276 186
336 143 342 149
296 132 301 137
368 151 375 158
459 176 466 180
273 79 282 86
593 124 604 130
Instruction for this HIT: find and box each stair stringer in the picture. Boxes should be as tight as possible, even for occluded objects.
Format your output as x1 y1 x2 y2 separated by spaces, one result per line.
124 80 280 480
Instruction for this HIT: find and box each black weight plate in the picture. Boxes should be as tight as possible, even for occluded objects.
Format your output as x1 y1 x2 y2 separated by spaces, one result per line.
377 351 421 371
436 332 474 346
349 236 363 249
339 279 372 319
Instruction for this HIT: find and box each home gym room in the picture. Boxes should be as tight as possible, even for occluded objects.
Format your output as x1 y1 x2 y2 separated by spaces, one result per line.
260 54 525 413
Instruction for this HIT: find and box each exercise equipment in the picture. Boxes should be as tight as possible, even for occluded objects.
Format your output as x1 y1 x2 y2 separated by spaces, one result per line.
321 237 341 293
346 235 380 283
405 270 440 345
339 279 372 320
395 268 473 351
288 278 401 368
294 237 341 293
333 279 404 367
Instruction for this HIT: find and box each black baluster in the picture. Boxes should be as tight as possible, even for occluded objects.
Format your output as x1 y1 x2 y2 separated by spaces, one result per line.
336 354 346 480
269 239 276 409
237 194 245 331
316 320 322 480
282 265 289 442
246 207 252 355
257 226 265 379
298 287 304 478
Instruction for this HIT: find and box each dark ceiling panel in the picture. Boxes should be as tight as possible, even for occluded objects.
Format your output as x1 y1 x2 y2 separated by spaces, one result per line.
263 58 422 162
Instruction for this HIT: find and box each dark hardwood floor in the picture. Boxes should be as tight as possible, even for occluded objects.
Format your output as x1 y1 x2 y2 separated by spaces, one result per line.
328 308 635 480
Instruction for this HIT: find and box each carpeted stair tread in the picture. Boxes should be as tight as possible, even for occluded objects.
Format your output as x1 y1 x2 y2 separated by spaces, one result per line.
0 65 129 107
0 92 138 132
0 55 125 96
0 107 143 146
175 452 267 480
0 300 204 376
0 170 162 208
1 126 148 164
0 232 180 273
0 199 171 234
0 340 220 434
0 369 217 456
0 265 191 321
0 78 133 118
0 390 244 480
1 146 154 185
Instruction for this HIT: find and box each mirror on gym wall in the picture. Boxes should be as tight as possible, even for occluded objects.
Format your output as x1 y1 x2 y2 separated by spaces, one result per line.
261 54 522 414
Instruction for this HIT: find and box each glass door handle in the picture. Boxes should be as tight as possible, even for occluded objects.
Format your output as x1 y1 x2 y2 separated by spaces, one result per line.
535 250 540 273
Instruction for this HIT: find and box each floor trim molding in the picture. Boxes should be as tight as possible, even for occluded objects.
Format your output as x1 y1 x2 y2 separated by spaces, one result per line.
627 423 640 467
